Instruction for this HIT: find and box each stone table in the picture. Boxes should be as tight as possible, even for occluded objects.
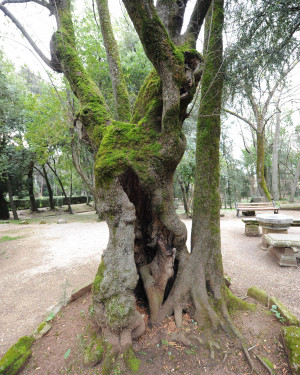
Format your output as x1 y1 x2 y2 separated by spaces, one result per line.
264 233 300 267
256 213 293 250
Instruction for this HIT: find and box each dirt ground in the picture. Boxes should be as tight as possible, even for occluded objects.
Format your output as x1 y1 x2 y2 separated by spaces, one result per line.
0 207 299 373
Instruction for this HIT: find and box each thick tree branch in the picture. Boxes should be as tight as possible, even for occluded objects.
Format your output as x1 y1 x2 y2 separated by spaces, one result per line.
0 4 53 68
156 0 188 40
184 0 212 46
121 0 184 82
96 0 131 122
224 108 257 131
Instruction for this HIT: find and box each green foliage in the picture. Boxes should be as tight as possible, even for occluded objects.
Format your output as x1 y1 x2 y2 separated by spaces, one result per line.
46 311 55 322
270 304 286 324
64 348 71 359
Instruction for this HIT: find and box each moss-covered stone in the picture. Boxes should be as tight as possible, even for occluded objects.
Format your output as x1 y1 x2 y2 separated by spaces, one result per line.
0 336 34 375
282 326 300 374
261 357 275 373
33 321 52 340
247 286 268 306
269 297 299 326
225 287 256 315
124 347 140 373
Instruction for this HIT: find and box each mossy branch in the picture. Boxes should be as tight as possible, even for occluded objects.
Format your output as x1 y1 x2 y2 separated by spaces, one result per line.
52 0 111 147
96 0 131 122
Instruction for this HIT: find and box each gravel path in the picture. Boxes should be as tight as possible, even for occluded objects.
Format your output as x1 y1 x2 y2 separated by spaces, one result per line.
0 210 299 356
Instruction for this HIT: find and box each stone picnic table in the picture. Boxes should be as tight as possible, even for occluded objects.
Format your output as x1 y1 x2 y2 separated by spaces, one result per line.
256 213 294 250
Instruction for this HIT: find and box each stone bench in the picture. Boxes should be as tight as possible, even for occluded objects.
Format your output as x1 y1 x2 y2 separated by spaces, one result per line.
264 233 300 267
236 201 279 217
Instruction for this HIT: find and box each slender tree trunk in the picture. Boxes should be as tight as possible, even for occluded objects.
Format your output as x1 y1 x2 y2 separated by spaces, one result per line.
272 111 281 201
177 176 190 217
28 160 38 212
256 130 271 200
290 158 300 202
42 164 55 210
6 174 18 220
70 131 102 216
47 162 72 213
0 192 9 220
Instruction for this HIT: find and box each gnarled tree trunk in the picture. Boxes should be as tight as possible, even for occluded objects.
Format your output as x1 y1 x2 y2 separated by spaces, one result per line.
1 0 254 371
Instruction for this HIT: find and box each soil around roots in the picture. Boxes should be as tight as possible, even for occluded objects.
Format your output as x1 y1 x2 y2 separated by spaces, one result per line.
1 207 299 374
21 291 291 374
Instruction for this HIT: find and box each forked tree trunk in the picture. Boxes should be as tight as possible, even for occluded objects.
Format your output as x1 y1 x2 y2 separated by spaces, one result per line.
4 0 252 366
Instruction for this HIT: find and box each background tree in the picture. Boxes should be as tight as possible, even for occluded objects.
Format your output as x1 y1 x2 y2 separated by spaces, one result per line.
224 0 300 199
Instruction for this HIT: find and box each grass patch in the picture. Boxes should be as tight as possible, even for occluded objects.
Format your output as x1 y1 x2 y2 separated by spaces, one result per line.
0 235 24 242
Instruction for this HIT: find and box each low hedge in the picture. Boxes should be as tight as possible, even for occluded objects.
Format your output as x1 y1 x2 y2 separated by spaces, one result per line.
8 196 88 210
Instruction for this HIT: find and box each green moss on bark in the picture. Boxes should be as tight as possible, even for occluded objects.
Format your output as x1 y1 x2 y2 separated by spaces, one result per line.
225 288 256 315
94 120 162 186
92 261 106 294
124 347 140 373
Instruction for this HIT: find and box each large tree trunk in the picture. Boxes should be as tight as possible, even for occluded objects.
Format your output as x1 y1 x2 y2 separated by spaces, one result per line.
6 0 257 368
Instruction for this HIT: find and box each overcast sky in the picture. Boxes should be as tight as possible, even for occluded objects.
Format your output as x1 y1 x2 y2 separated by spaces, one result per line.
0 0 126 75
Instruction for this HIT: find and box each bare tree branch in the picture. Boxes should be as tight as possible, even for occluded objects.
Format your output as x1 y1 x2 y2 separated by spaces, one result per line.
1 0 51 10
262 60 298 117
0 4 54 68
224 108 257 131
